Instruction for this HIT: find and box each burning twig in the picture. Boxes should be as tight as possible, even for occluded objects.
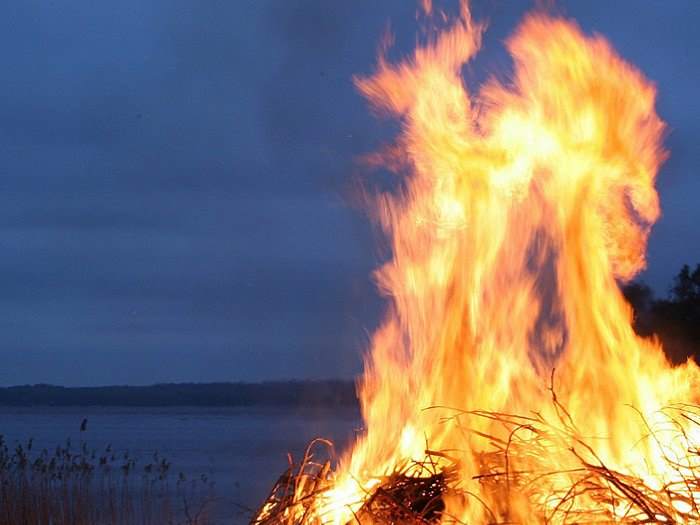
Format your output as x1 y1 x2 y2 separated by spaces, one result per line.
252 399 700 524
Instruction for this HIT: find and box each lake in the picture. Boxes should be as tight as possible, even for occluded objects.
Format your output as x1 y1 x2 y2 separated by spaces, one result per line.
0 406 361 524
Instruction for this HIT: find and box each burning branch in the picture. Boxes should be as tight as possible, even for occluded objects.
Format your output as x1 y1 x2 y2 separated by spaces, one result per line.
252 400 700 524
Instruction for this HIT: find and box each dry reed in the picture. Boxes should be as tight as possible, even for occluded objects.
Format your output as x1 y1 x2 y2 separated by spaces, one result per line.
251 390 700 524
0 432 214 525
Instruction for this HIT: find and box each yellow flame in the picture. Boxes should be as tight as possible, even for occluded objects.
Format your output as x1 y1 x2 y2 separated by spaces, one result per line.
310 3 700 523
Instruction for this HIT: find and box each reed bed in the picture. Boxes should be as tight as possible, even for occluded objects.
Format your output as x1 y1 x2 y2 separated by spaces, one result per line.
0 433 214 525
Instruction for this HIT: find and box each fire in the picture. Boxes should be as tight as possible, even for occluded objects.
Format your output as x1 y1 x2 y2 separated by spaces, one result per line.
255 3 700 523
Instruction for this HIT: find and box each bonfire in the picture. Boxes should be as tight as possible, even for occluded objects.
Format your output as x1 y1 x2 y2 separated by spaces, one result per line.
253 2 700 523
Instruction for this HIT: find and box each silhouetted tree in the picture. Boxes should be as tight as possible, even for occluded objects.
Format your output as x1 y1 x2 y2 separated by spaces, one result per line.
622 281 654 314
670 264 700 303
623 263 700 365
622 280 654 336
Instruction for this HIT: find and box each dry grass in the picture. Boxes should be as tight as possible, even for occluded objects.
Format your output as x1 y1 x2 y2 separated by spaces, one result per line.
0 433 215 525
251 441 460 525
463 402 700 523
251 439 336 525
251 390 700 524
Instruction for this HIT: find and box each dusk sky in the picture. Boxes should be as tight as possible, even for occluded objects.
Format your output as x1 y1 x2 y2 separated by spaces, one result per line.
1 1 698 386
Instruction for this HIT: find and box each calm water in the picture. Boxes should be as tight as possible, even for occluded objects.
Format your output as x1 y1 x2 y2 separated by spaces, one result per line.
0 406 361 524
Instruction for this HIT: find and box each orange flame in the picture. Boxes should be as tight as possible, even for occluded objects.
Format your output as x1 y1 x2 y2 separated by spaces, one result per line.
304 3 700 523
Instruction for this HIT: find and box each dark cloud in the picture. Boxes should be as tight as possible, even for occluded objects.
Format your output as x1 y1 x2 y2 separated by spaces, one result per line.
0 0 696 385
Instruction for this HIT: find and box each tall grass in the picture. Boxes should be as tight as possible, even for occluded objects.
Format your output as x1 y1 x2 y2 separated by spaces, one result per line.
0 434 214 525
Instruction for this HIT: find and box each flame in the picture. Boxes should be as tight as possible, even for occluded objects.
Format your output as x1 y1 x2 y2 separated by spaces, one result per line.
279 3 700 523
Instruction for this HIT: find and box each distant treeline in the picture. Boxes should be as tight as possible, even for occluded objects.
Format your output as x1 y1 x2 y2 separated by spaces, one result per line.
0 380 358 408
624 263 700 364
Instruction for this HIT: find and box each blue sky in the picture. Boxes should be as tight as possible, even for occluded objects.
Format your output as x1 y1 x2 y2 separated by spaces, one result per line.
0 1 697 385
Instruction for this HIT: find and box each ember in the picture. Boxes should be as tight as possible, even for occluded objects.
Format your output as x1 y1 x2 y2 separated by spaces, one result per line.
253 2 700 523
